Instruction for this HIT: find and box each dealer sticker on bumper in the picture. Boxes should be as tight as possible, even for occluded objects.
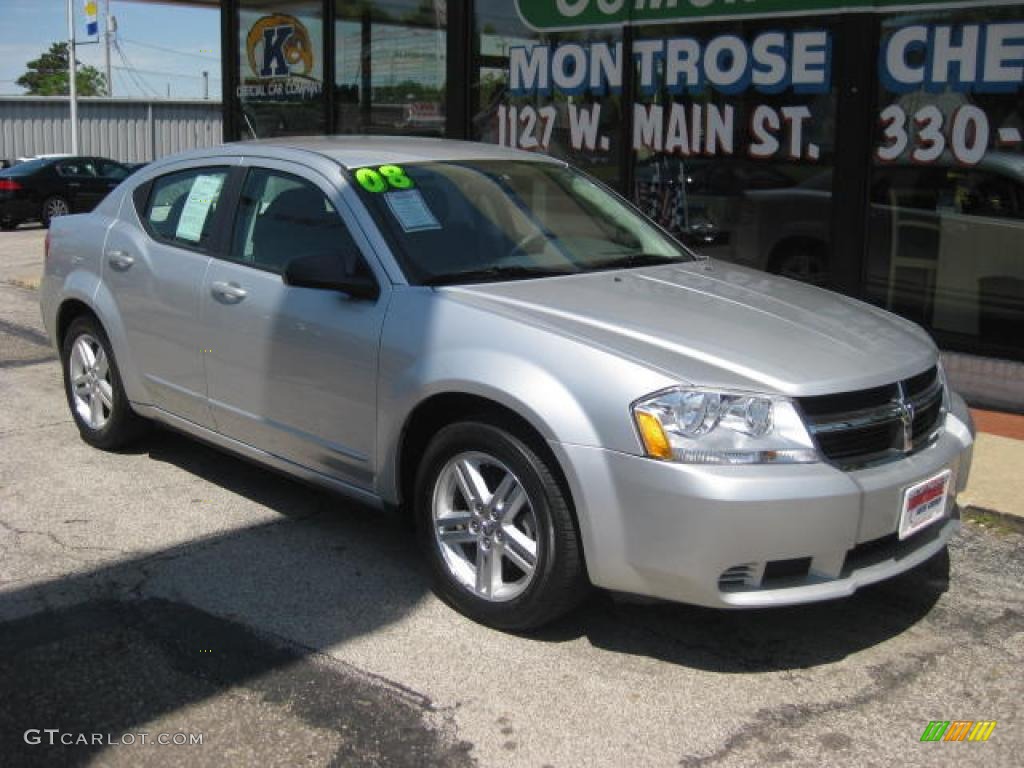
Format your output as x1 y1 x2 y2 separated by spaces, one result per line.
899 469 952 540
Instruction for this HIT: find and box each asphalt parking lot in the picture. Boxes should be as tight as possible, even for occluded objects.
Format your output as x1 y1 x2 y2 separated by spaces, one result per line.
1 226 1022 767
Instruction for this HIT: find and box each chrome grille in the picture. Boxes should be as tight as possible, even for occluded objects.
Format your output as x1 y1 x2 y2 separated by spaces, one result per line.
798 367 944 469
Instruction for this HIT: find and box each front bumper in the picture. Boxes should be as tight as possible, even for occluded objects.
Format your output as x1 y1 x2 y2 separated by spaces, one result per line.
551 394 974 608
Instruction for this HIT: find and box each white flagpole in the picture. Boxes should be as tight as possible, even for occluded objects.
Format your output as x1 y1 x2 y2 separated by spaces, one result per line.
68 0 79 154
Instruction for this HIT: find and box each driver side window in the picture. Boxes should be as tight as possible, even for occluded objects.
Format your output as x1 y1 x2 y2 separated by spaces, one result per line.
231 169 367 277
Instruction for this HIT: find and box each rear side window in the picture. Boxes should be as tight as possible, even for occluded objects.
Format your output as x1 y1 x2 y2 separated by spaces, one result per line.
98 160 130 180
56 160 98 178
144 167 229 249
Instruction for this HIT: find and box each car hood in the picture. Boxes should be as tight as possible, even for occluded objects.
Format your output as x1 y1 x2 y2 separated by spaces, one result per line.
441 261 937 397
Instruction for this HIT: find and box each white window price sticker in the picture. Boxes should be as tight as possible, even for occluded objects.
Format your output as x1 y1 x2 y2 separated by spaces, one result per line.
175 174 224 243
385 189 441 233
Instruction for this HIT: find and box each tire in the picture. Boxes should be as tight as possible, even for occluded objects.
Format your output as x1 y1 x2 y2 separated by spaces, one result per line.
61 315 147 450
0 218 19 231
41 195 70 228
415 420 589 630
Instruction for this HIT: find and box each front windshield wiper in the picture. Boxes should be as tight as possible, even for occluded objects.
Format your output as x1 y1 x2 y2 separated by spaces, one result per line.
587 252 685 271
420 265 578 287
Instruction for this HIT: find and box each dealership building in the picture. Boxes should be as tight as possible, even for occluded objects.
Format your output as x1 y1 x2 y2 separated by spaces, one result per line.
158 0 1023 406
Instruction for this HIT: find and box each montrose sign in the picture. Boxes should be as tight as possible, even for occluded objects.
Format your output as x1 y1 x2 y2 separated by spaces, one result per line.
497 18 1024 166
516 0 1024 31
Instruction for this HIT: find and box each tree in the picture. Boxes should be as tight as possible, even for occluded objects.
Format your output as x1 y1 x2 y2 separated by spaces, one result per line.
16 42 107 97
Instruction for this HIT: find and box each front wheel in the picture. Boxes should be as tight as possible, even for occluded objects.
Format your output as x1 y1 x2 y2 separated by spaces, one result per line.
61 315 147 450
415 421 589 630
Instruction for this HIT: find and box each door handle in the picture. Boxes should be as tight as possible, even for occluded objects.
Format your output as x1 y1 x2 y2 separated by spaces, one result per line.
68 182 81 187
106 250 134 270
211 281 247 302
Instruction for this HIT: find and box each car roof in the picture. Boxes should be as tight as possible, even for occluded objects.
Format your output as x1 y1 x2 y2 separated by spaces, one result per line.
154 136 565 170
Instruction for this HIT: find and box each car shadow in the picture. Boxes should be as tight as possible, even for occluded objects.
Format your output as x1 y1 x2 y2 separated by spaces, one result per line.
533 550 949 673
0 425 949 763
0 427 475 767
116 427 952 677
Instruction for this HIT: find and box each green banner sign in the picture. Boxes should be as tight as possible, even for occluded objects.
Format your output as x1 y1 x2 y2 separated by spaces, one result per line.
516 0 1019 31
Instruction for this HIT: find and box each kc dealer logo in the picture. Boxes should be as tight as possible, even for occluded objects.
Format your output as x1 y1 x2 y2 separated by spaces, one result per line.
239 14 321 101
246 13 314 79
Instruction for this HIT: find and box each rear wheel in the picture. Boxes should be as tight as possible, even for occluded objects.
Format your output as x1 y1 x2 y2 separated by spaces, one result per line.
41 196 70 228
415 421 588 630
61 315 147 450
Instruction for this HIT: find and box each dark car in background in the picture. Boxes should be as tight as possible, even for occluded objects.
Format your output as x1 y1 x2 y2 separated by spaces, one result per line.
0 156 133 230
633 155 798 252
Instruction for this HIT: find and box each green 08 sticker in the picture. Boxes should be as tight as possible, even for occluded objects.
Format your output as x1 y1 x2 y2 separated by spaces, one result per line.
355 165 414 193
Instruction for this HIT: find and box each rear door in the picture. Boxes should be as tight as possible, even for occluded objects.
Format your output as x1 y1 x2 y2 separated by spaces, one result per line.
200 161 389 488
102 162 236 426
54 158 106 211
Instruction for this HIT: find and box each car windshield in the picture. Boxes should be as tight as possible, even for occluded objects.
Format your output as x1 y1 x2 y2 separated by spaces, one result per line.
350 160 693 285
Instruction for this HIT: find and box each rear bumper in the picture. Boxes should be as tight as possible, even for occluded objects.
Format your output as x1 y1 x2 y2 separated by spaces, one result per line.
552 394 974 608
0 197 35 222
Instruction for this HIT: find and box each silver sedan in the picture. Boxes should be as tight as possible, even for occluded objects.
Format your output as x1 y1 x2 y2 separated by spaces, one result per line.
40 137 974 629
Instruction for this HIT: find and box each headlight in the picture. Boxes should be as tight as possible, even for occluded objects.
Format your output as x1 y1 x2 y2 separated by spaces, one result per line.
632 387 819 465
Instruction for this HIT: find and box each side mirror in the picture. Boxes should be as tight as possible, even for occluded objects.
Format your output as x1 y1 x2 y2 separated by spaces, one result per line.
283 251 380 300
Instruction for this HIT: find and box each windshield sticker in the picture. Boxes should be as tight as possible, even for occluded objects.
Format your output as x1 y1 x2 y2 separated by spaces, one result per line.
175 174 223 243
385 189 440 232
356 165 415 193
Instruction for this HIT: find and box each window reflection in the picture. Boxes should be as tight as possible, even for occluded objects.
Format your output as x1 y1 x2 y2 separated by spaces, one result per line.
236 1 326 138
631 20 837 286
472 0 623 188
334 1 447 136
867 8 1024 360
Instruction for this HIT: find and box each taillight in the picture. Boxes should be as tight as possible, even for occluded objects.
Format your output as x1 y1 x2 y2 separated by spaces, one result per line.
0 179 23 191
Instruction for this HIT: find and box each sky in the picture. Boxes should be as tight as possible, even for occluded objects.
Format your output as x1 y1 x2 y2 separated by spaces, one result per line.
0 0 222 99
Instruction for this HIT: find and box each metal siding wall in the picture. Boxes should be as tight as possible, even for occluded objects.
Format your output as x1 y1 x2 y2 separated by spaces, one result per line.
0 98 223 162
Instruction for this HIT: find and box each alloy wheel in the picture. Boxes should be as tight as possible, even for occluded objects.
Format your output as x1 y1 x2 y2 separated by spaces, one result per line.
46 197 70 220
69 333 113 430
432 451 540 602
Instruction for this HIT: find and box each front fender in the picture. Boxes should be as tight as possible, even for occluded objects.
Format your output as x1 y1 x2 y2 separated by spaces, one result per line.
375 288 673 504
377 350 601 503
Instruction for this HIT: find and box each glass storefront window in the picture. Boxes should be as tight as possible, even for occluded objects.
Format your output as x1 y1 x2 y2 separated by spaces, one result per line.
631 21 838 287
236 1 326 138
868 7 1024 361
335 1 447 136
472 0 624 188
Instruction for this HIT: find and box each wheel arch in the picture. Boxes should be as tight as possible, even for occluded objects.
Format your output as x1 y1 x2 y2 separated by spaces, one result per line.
394 390 591 583
56 297 100 348
55 288 149 406
395 392 574 515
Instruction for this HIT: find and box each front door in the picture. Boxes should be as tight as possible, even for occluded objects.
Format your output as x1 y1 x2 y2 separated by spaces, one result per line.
200 164 388 489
